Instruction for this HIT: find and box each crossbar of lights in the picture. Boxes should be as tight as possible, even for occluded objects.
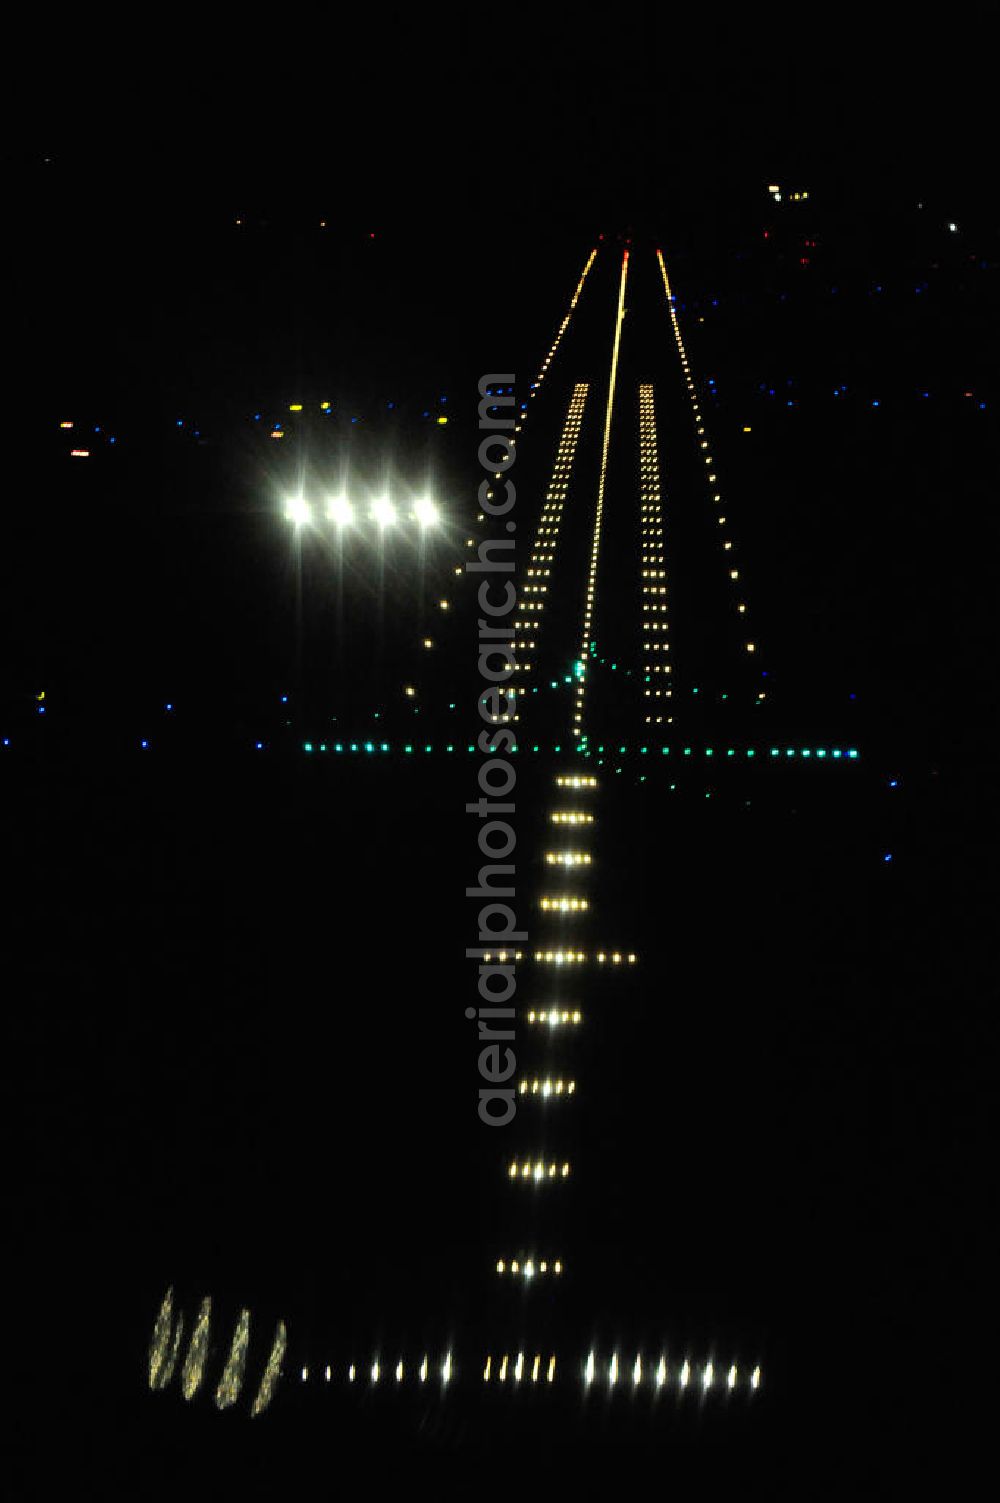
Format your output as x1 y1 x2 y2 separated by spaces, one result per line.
533 951 636 964
496 1258 563 1276
657 250 761 665
283 494 440 530
508 1160 571 1180
517 1078 576 1096
638 385 672 725
573 250 629 742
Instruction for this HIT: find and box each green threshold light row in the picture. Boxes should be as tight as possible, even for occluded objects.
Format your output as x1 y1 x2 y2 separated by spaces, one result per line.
301 742 860 759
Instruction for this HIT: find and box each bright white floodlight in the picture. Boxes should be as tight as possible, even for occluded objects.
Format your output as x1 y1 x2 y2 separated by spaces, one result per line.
326 494 353 526
285 495 312 525
371 496 396 527
413 497 439 527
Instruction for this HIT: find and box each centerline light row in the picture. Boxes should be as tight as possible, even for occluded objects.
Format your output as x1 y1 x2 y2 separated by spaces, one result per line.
284 495 440 528
574 250 629 742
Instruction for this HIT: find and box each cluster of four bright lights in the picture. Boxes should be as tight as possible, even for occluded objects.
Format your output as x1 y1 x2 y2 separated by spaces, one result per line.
284 496 439 528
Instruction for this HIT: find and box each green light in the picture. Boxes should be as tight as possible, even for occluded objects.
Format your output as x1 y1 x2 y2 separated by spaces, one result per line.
662 747 669 754
320 743 327 752
335 743 343 752
787 748 795 756
802 749 811 757
425 744 432 752
771 748 779 756
405 745 413 753
304 743 313 752
727 748 735 757
640 746 648 754
446 744 454 752
849 749 858 759
706 748 713 757
684 747 692 756
747 748 755 758
817 749 826 758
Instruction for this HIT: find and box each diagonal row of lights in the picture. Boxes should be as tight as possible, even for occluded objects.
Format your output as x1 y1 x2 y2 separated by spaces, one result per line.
657 250 761 671
512 384 589 685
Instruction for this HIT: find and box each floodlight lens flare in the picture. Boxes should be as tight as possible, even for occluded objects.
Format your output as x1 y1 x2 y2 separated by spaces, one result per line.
326 495 353 525
285 496 311 525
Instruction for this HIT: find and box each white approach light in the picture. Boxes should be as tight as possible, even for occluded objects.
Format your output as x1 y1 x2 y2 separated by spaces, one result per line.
371 496 396 527
413 497 439 526
326 494 353 526
285 495 311 526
